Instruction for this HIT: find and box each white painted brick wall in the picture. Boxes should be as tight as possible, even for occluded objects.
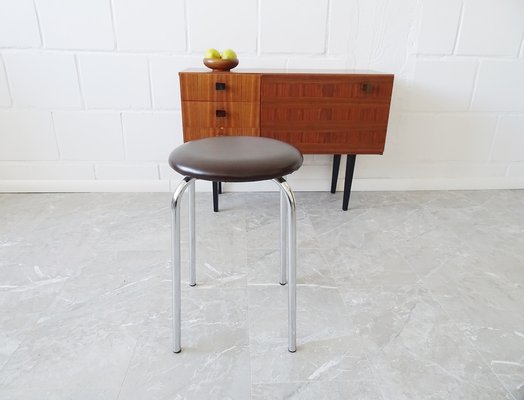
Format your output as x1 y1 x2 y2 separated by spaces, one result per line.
150 56 200 109
456 0 524 57
158 164 181 180
417 0 462 55
260 0 328 54
327 0 357 57
0 0 523 189
122 112 182 161
0 56 11 106
53 111 124 160
95 163 158 180
187 0 257 53
0 0 41 47
112 0 186 52
406 59 478 112
286 57 348 70
0 162 94 180
350 0 418 71
78 54 150 109
471 61 524 112
236 56 287 69
36 0 115 50
491 116 524 162
354 157 508 180
4 52 81 108
0 111 58 160
508 164 524 177
395 114 498 162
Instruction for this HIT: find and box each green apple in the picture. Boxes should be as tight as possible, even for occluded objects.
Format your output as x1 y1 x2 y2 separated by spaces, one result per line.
204 48 221 59
221 49 237 60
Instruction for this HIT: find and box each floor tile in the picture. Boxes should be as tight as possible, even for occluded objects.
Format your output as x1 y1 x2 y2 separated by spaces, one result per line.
251 380 383 399
0 190 522 399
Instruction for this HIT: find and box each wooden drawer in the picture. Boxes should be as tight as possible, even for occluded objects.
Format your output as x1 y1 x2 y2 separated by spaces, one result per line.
180 73 260 102
183 127 259 142
259 74 393 154
181 101 259 129
260 74 393 103
261 103 391 128
261 128 387 154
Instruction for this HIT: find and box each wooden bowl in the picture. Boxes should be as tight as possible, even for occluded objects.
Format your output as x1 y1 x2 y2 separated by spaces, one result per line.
203 58 239 71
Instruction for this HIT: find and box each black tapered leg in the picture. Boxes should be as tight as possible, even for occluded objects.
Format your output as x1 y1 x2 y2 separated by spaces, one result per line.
331 154 341 193
342 155 356 211
218 181 222 194
212 182 219 212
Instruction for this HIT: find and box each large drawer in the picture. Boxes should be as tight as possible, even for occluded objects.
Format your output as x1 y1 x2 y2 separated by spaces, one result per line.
261 103 391 128
260 74 393 103
180 73 260 102
261 128 387 154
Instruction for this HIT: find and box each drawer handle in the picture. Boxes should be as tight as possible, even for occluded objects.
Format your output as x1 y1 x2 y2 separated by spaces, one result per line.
215 109 227 117
215 82 226 91
361 83 373 93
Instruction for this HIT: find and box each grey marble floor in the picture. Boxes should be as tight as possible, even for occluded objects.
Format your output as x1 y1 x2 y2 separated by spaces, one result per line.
0 190 523 400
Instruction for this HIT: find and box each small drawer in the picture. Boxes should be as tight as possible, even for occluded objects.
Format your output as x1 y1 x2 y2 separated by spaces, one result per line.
183 127 259 142
181 101 259 129
260 74 393 103
180 73 260 102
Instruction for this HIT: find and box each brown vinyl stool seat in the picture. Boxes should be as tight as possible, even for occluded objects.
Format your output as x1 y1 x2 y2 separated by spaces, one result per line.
168 136 303 354
168 136 303 182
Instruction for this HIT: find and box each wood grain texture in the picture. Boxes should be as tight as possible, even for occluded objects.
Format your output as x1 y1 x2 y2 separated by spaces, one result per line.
184 127 259 142
260 74 393 102
259 74 393 154
260 103 391 126
179 71 394 154
180 72 260 102
181 101 259 128
260 129 387 154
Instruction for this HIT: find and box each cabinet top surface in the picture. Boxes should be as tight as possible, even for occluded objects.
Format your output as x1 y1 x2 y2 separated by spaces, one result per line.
180 68 394 77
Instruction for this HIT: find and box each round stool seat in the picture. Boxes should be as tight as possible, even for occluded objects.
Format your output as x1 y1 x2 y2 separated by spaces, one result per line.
168 136 303 182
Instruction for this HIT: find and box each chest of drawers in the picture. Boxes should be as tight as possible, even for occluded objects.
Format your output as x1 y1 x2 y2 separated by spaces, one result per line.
179 69 394 210
180 73 260 139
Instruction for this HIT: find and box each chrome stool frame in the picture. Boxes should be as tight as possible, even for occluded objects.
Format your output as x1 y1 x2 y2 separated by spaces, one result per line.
171 177 297 353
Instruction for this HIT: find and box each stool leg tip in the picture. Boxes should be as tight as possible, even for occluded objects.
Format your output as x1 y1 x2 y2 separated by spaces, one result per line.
173 349 182 354
279 282 287 286
288 348 296 353
189 283 196 287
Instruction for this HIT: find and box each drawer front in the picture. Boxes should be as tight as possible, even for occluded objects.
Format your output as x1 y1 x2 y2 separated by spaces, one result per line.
261 103 391 128
184 127 259 142
261 74 393 103
260 74 393 154
261 128 387 154
180 73 260 102
181 101 259 129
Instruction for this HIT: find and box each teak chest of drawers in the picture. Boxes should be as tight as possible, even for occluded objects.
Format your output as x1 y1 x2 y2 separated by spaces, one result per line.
179 69 394 210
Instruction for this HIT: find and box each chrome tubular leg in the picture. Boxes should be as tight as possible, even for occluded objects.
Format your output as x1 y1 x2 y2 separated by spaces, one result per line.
171 177 194 354
279 187 287 285
188 180 196 287
273 177 297 353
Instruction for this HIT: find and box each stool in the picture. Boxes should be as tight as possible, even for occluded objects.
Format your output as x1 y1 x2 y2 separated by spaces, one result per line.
168 136 303 353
